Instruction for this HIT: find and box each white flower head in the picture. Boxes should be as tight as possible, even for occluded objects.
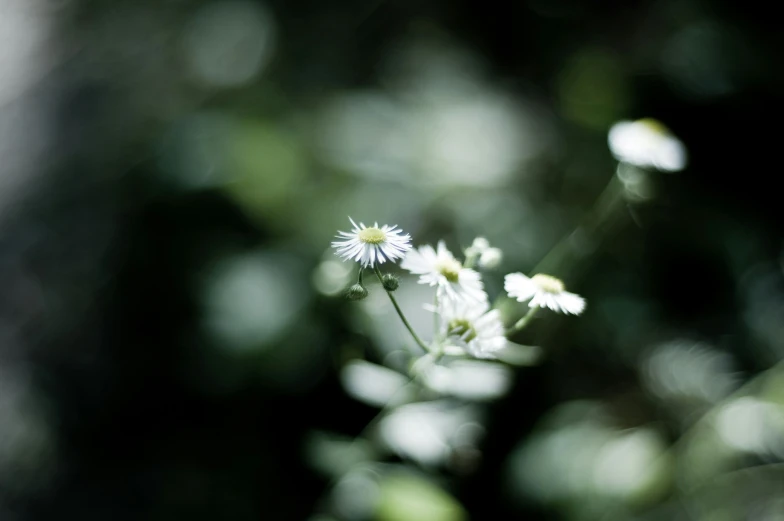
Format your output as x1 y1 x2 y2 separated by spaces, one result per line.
465 237 503 269
331 217 412 268
608 118 687 172
504 272 586 315
478 247 503 269
401 240 487 302
439 298 506 359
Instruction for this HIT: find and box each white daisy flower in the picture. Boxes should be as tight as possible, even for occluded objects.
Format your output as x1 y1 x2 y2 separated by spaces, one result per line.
608 118 687 172
331 217 412 268
438 298 507 359
504 273 586 315
401 241 487 302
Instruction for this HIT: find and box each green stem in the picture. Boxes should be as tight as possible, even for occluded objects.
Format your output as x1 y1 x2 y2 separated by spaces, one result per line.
602 360 784 521
409 349 443 379
373 266 430 354
506 305 539 335
463 252 478 270
433 292 441 340
493 172 626 314
531 175 624 277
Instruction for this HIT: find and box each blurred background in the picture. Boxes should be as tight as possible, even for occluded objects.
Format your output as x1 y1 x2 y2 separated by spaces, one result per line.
2 0 783 519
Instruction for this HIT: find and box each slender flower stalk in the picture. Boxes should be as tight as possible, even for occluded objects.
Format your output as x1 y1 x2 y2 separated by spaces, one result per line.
490 174 623 316
463 237 489 269
533 175 625 277
506 305 539 335
373 265 430 354
433 292 441 341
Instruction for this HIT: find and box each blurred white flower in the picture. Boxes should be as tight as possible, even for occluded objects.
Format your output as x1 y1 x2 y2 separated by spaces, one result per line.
439 299 506 359
641 340 737 406
182 1 276 88
316 43 554 188
203 252 307 351
423 360 513 401
332 217 412 268
412 90 543 186
378 400 482 467
592 428 669 498
508 401 670 507
402 241 486 302
504 273 586 315
464 237 503 270
608 118 687 172
478 247 503 269
716 397 784 456
340 360 412 408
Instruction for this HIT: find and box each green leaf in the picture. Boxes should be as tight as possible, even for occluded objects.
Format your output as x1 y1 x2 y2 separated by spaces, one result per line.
375 474 467 521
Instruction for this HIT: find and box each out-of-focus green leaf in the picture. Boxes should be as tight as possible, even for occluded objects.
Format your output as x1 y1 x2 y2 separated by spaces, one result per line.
222 119 308 224
375 473 467 521
557 47 630 130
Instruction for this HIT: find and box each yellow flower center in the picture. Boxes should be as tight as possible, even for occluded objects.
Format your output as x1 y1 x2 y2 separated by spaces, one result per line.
357 227 386 244
448 319 476 342
436 258 462 283
637 118 670 136
532 273 565 293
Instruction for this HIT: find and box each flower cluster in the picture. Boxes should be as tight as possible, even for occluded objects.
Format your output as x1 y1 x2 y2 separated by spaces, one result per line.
311 118 688 519
332 218 585 362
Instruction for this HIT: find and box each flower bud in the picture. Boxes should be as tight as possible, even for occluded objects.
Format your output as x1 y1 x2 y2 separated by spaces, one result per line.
465 237 491 264
381 274 400 291
345 283 369 301
478 247 503 269
471 237 490 252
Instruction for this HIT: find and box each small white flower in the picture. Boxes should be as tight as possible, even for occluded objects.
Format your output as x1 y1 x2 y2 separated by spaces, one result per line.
469 237 490 252
438 299 507 359
504 273 586 315
331 217 412 268
465 237 502 269
401 241 487 302
608 118 687 172
478 247 503 269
